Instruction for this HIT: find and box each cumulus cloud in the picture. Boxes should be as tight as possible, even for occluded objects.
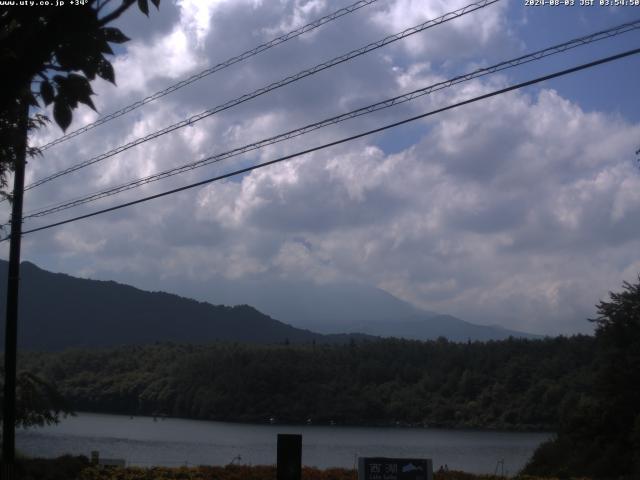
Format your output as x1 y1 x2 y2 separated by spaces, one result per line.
5 0 640 336
371 0 513 61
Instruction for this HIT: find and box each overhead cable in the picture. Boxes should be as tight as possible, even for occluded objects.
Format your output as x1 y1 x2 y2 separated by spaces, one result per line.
35 0 381 152
9 46 639 240
21 18 640 220
24 0 500 192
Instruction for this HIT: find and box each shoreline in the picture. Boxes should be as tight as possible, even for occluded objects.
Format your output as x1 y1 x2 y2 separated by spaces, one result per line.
18 411 550 474
63 410 556 434
13 457 584 480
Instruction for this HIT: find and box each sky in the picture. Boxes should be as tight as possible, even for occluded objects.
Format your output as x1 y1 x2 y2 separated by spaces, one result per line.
3 0 640 336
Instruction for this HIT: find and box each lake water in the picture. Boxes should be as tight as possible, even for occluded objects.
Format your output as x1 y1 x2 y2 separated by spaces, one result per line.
16 412 551 475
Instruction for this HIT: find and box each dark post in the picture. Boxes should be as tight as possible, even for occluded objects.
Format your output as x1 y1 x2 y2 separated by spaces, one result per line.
2 98 28 478
277 434 302 480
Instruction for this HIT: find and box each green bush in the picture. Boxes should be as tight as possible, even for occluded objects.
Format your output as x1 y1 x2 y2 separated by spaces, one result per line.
15 455 90 480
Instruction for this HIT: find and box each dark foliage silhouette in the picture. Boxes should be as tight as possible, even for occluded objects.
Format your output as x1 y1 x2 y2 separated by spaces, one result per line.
524 277 640 478
0 0 160 198
22 335 595 430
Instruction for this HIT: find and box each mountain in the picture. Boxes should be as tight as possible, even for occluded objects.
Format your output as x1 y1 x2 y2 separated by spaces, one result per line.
328 314 541 342
0 260 539 350
238 282 540 341
0 261 366 351
158 277 540 341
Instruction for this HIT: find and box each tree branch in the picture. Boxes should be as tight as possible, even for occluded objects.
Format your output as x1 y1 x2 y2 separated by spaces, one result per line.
97 0 116 14
43 63 66 72
98 0 136 27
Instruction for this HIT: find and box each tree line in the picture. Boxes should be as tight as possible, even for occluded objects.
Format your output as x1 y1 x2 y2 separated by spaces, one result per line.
19 335 595 431
522 279 640 478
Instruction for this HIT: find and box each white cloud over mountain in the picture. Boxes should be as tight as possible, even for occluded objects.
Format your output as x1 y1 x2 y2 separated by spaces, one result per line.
5 0 640 336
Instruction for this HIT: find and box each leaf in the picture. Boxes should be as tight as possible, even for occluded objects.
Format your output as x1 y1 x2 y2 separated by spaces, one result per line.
96 58 115 84
27 113 49 131
65 74 96 111
98 39 114 55
150 0 160 8
40 80 54 106
78 95 96 111
26 92 39 107
66 96 78 109
53 99 72 131
137 0 149 16
55 44 85 70
102 27 130 44
66 73 94 95
52 75 76 108
81 55 101 81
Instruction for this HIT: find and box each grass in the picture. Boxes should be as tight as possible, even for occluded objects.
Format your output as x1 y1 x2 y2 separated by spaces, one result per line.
13 457 595 480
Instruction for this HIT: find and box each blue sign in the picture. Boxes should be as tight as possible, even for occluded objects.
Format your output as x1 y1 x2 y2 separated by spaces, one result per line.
358 457 433 480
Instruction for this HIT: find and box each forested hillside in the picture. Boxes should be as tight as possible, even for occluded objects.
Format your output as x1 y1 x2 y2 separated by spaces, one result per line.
20 336 595 430
0 261 538 347
0 261 368 349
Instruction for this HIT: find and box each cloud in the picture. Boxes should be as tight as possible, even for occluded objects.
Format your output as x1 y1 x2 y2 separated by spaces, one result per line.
372 0 513 61
6 0 640 337
183 86 640 335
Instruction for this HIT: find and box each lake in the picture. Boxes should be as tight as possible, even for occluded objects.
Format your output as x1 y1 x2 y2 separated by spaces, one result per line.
16 412 551 475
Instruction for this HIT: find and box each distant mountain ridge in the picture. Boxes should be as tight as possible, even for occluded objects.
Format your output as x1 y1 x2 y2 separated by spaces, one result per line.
175 278 541 341
326 314 541 342
140 275 541 341
0 260 539 350
0 261 366 350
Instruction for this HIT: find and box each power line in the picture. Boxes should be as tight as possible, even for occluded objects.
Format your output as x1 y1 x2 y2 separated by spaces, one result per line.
27 0 498 189
10 46 639 240
20 18 640 221
24 0 499 192
34 0 381 152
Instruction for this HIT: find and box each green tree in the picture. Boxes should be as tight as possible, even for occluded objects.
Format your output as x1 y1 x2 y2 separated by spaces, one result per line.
524 277 640 478
0 368 71 429
591 278 640 475
1 2 161 470
0 0 160 198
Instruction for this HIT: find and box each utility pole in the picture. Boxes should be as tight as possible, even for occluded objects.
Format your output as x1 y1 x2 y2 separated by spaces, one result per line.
2 98 28 479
